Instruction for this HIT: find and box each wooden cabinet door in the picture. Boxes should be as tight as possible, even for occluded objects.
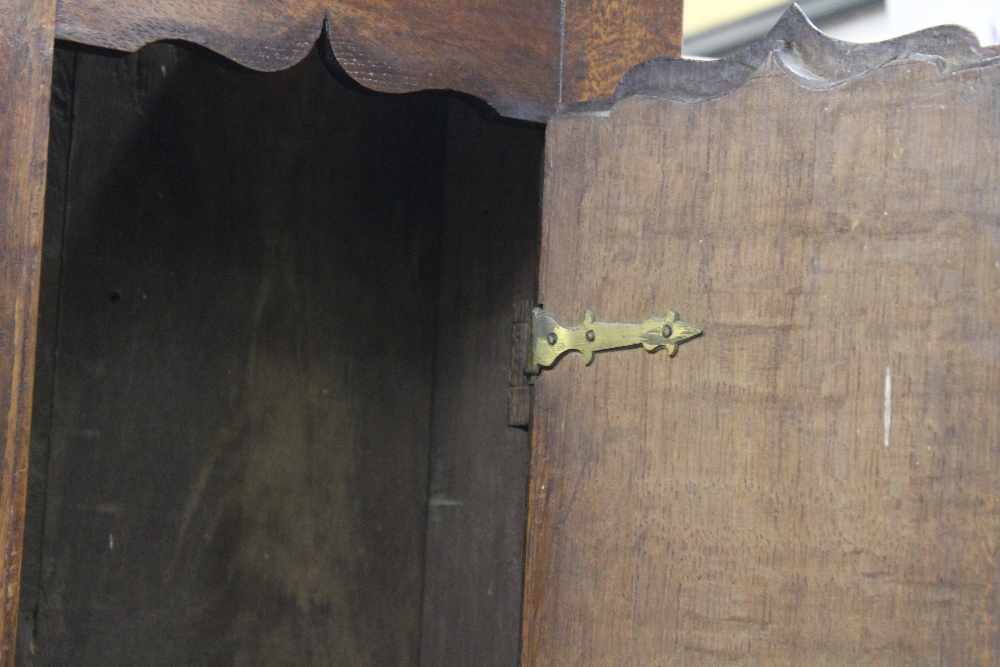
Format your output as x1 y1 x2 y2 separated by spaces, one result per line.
523 12 1000 665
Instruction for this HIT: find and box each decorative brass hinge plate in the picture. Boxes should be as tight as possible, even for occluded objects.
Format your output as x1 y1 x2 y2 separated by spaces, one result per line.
527 308 702 378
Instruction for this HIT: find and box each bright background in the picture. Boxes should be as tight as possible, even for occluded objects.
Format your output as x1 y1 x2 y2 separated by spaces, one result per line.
683 0 1000 56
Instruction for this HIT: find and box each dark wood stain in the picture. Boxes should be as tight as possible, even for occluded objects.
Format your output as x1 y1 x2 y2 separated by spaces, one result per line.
53 0 684 119
419 99 543 666
25 43 446 666
0 0 58 661
526 58 1000 665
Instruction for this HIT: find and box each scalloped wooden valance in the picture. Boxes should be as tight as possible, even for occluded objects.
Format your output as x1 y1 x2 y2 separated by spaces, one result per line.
54 0 683 121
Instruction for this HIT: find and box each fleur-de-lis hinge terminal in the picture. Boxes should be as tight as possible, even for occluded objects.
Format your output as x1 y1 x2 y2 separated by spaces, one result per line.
526 308 702 378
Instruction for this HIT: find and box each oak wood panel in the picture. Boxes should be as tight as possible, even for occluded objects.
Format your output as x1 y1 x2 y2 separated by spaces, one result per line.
525 58 1000 665
420 100 543 666
55 0 561 121
0 0 58 662
54 0 685 119
27 43 445 666
562 0 682 103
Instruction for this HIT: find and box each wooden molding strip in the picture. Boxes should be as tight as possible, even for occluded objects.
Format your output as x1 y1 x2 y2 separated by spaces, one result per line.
0 0 58 662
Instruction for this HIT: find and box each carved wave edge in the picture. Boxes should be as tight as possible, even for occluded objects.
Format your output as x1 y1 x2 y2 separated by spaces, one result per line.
54 12 553 122
561 4 1000 114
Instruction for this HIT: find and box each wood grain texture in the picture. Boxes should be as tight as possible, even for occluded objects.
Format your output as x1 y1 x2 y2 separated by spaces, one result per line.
54 0 684 119
562 0 682 103
0 0 57 662
28 43 445 666
55 0 561 121
420 100 543 666
525 57 1000 665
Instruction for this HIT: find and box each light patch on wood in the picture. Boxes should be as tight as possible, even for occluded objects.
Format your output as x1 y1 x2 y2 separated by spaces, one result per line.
884 367 891 448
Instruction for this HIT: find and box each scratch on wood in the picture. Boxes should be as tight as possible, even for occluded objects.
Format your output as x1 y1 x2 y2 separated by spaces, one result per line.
884 367 891 448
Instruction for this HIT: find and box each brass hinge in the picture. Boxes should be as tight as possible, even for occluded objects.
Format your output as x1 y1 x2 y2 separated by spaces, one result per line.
526 308 702 378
